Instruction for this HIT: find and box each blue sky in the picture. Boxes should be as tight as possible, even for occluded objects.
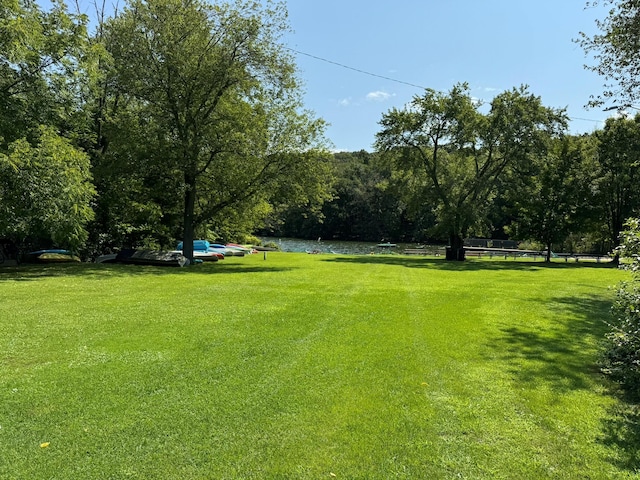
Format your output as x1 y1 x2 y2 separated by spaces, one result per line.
70 0 613 152
281 1 612 151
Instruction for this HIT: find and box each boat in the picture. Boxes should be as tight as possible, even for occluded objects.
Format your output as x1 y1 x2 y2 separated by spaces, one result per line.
177 239 211 252
223 244 249 256
115 249 189 267
226 243 254 254
96 253 117 263
175 240 228 259
252 245 278 252
208 243 232 256
25 249 81 263
170 250 221 262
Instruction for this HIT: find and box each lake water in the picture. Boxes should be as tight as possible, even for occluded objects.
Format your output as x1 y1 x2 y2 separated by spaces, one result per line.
258 237 441 255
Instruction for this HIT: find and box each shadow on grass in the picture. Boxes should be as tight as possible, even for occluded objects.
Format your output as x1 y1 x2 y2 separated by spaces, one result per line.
488 295 612 392
322 255 617 271
488 293 640 473
0 261 293 281
600 401 640 472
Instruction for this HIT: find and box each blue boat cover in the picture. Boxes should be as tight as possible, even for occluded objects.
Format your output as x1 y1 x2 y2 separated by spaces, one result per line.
176 240 210 251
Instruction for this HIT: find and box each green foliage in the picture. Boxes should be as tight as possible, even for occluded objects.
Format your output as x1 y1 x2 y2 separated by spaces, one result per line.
592 114 640 253
99 0 331 258
506 135 596 260
271 150 418 242
0 0 92 143
375 83 567 258
0 127 95 250
578 0 640 107
602 218 640 396
0 0 97 252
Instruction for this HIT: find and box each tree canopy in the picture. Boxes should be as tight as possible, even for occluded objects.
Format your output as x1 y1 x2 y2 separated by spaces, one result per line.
0 0 95 250
375 83 567 259
592 114 640 259
99 0 331 259
505 135 595 261
0 127 95 250
578 0 640 107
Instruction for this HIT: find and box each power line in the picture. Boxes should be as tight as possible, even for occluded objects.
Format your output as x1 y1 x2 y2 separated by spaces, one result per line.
287 47 606 126
571 116 605 124
286 47 428 90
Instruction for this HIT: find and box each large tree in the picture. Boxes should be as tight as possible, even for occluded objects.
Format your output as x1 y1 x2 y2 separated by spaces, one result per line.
592 114 640 259
578 0 640 107
506 135 595 261
375 83 567 260
102 0 330 260
0 0 96 250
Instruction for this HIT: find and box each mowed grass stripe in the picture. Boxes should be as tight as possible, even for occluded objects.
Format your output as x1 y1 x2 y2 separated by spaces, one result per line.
0 255 632 479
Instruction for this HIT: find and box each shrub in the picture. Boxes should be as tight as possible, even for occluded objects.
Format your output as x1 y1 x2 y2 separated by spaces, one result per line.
602 218 640 397
262 241 280 250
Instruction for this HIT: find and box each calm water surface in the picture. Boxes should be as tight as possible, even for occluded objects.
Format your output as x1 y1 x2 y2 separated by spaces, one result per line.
259 237 440 255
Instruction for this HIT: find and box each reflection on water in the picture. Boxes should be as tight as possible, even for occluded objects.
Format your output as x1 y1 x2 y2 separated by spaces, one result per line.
259 237 440 255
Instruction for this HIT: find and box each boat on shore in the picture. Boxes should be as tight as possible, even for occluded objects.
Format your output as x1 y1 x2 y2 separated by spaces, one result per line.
25 249 80 263
170 250 222 262
114 249 189 267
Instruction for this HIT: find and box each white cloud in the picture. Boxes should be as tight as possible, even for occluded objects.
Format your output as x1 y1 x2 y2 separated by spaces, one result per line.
338 97 352 106
366 91 394 102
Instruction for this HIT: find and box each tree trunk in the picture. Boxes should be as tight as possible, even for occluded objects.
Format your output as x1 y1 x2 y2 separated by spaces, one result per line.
446 233 465 261
182 174 197 263
611 251 620 266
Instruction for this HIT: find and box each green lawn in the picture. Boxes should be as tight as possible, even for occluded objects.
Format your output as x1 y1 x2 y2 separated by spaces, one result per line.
0 254 637 479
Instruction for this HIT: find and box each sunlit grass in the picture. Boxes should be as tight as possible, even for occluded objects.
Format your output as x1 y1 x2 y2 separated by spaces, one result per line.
0 254 634 478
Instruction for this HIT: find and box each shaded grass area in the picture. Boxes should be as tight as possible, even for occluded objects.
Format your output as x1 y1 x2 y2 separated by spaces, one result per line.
0 254 636 478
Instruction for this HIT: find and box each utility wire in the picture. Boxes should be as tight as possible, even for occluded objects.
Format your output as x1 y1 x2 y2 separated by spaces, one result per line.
286 47 428 90
287 47 606 126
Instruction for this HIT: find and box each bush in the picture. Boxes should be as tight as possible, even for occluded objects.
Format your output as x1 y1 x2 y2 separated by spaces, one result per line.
602 218 640 397
262 241 280 250
241 234 262 246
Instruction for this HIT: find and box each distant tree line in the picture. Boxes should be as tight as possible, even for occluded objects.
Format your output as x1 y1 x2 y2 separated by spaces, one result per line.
264 106 640 261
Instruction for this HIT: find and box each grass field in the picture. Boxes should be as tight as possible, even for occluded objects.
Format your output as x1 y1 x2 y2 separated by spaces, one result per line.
0 253 637 479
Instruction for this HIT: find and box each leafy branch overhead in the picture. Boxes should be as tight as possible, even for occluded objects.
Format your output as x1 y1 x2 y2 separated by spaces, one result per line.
578 0 640 107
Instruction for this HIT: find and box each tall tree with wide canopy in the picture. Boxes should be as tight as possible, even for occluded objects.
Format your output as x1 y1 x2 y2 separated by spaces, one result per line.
103 0 330 260
375 83 567 260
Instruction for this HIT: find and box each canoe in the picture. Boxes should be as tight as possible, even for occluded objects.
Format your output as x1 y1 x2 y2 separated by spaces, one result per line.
25 249 80 263
176 240 210 251
115 249 189 267
171 250 221 262
96 253 117 263
252 246 278 252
